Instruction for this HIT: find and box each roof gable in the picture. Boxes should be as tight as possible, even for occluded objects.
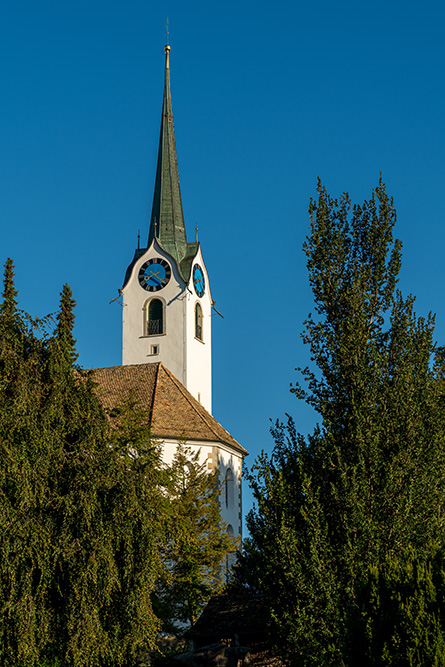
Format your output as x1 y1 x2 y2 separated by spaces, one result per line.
90 363 246 455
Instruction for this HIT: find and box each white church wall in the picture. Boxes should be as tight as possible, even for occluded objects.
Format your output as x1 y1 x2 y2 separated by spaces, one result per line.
160 438 242 538
217 446 243 538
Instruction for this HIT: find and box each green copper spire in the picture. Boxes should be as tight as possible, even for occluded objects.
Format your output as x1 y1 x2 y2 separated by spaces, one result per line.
148 43 188 264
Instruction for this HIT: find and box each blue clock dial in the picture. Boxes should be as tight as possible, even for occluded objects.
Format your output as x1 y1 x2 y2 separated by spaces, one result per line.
193 264 205 297
138 258 171 292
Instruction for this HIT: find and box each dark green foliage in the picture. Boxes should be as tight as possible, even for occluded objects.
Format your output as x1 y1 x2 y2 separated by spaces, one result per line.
242 181 445 665
155 443 236 629
0 264 166 666
54 283 77 365
0 262 234 665
352 546 445 666
1 257 18 321
105 396 168 657
0 261 49 665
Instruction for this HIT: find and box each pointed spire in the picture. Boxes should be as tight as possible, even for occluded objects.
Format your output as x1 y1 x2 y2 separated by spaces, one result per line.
148 41 188 265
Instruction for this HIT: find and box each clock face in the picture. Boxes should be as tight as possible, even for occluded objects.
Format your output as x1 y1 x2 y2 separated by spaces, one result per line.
193 264 205 297
138 258 171 292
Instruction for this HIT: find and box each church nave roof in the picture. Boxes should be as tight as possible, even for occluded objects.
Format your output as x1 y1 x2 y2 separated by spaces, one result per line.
90 362 246 455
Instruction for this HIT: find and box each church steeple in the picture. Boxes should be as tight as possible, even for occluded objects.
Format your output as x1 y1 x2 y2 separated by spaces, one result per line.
148 43 188 266
122 40 211 413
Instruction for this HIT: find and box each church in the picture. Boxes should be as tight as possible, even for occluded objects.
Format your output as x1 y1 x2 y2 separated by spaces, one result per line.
92 41 246 538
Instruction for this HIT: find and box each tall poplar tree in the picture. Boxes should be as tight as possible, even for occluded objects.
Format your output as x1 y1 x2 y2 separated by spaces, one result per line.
242 180 445 665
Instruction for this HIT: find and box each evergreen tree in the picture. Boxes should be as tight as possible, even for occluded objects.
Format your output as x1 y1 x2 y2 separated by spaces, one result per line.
0 269 167 666
242 180 445 665
352 545 445 666
0 258 51 665
155 442 236 630
41 284 122 666
55 283 77 364
105 395 169 661
0 257 18 321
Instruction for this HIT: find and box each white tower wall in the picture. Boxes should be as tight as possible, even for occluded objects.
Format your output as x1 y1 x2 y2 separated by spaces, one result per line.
184 246 212 413
122 240 212 413
122 242 187 385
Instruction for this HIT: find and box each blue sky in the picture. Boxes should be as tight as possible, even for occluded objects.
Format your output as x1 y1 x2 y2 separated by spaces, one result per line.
1 0 445 519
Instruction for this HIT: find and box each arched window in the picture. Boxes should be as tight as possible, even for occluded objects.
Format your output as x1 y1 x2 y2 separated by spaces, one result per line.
145 298 164 336
195 302 203 341
225 468 234 509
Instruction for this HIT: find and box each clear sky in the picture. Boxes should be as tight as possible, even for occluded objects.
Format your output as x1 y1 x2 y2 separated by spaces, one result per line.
1 0 445 519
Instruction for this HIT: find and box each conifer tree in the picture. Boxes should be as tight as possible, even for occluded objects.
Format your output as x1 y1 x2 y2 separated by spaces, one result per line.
105 395 169 659
155 442 236 629
0 259 51 665
0 268 168 666
242 180 445 665
55 283 77 364
41 285 119 666
42 287 168 666
0 257 18 322
351 545 445 665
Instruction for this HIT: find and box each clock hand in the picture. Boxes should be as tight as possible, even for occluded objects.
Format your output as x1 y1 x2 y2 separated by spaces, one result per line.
147 270 161 282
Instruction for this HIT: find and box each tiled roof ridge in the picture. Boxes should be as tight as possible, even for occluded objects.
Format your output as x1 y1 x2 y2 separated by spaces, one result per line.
89 362 246 454
160 364 229 444
150 361 162 420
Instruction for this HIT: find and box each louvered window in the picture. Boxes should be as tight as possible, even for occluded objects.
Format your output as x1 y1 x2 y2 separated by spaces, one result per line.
195 302 203 341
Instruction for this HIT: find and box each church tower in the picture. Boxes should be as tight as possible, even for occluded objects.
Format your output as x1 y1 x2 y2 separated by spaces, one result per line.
93 40 246 539
121 43 212 414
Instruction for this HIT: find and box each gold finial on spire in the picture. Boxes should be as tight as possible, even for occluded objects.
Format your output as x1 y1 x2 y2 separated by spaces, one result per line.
195 224 199 242
164 17 171 68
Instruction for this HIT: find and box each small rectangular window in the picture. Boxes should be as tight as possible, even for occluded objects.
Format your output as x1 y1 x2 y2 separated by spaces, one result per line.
150 345 159 356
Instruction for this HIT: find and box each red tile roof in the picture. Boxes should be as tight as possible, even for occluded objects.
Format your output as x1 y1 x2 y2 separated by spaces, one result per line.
90 362 246 455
